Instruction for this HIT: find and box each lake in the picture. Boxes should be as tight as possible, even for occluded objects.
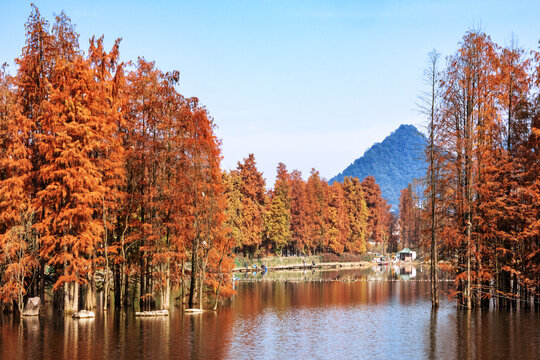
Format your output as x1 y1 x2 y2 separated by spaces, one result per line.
1 267 538 359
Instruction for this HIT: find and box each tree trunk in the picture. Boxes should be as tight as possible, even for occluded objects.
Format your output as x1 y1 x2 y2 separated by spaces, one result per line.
114 264 121 308
181 258 185 304
161 264 170 310
85 281 96 310
466 220 472 310
188 239 199 308
64 282 79 314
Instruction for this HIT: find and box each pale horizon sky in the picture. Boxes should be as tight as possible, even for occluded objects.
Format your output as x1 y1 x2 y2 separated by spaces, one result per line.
1 0 539 186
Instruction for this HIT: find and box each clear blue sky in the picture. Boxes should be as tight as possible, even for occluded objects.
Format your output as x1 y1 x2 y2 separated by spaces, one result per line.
1 0 539 185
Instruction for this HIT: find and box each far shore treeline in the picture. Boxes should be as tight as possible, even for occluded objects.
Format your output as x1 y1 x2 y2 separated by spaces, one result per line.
0 6 538 315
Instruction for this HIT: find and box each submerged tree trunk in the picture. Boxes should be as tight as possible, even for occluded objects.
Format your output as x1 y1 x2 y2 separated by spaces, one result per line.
85 281 96 310
64 282 79 314
188 238 199 308
466 220 472 310
161 264 170 310
181 258 185 304
425 50 440 308
103 196 110 311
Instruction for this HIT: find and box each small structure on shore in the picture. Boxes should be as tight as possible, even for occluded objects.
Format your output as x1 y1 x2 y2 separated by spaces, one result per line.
397 248 416 261
135 309 169 317
72 310 95 319
22 297 40 316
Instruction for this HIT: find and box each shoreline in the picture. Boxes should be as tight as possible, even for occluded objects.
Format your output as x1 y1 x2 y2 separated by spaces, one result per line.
233 260 373 273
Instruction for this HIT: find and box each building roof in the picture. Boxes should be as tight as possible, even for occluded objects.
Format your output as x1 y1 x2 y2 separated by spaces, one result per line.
397 248 413 254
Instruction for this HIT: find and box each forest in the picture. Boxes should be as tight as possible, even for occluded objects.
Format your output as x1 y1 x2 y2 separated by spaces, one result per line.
225 156 395 257
0 7 538 315
399 31 539 309
0 7 235 314
0 7 395 314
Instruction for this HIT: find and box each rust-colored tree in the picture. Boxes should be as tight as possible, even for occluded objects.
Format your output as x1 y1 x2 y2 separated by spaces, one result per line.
342 177 368 254
0 65 37 314
235 154 267 257
289 170 309 255
361 176 390 244
306 169 327 254
263 163 292 254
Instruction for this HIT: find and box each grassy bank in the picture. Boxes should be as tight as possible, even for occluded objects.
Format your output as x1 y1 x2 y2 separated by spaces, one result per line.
234 253 375 270
234 255 322 269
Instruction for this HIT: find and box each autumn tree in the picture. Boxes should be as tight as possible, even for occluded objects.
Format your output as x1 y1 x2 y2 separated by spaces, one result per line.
264 163 292 254
361 176 390 244
305 169 328 254
223 171 244 251
12 4 56 305
398 183 422 249
418 49 442 307
32 12 110 313
436 31 502 308
324 182 347 254
342 177 368 254
180 106 228 309
0 65 36 313
386 213 400 253
235 154 267 256
289 170 309 255
82 35 127 310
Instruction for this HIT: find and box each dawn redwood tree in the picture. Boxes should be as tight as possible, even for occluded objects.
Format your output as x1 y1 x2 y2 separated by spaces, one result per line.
0 65 37 313
123 58 171 310
263 163 292 254
87 35 127 310
342 177 368 254
13 5 56 303
437 31 500 308
236 154 267 256
418 49 442 307
34 14 107 312
306 169 327 254
398 186 413 249
483 42 534 308
223 171 244 250
289 170 309 255
522 48 540 306
264 196 290 254
398 183 422 250
325 182 347 254
386 213 400 253
361 176 389 244
181 105 228 309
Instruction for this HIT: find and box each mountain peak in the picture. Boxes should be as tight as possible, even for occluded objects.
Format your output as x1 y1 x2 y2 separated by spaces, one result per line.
330 124 426 211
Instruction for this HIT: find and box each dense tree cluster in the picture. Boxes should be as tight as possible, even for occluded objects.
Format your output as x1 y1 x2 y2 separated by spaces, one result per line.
225 157 392 257
0 7 234 314
411 31 539 309
398 181 423 250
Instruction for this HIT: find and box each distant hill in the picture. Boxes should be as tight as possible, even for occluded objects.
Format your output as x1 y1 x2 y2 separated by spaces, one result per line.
329 124 427 211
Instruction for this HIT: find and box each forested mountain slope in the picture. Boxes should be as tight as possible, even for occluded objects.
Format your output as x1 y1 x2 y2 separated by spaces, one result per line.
329 124 426 211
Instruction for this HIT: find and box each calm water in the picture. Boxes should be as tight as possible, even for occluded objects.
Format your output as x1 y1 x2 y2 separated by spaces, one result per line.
1 267 538 360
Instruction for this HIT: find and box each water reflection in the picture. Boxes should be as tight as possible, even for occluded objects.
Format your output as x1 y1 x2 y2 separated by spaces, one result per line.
427 308 438 360
1 268 538 360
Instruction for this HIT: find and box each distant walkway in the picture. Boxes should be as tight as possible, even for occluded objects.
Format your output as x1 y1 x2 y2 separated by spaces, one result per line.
233 261 372 272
